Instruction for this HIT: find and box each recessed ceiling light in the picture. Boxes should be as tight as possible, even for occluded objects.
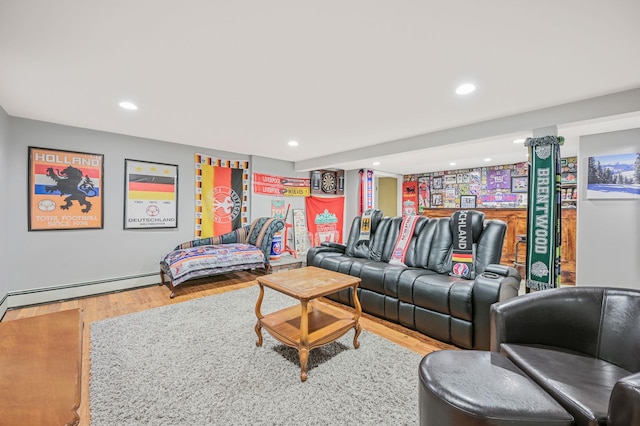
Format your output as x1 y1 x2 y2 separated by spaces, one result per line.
455 83 476 95
513 138 526 144
372 161 380 166
288 140 299 147
449 162 456 166
484 158 491 162
119 101 138 110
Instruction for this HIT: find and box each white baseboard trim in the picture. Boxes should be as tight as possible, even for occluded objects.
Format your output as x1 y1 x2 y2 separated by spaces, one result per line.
0 272 160 320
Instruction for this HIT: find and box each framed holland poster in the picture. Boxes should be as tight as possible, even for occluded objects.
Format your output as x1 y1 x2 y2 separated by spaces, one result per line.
124 159 178 229
28 147 104 231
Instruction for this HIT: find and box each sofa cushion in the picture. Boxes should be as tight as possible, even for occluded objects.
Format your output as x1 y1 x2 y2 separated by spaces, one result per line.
426 218 453 273
412 274 474 321
344 209 385 259
501 343 632 426
161 243 264 286
318 254 355 272
359 262 413 297
396 269 439 304
306 250 343 267
449 210 485 279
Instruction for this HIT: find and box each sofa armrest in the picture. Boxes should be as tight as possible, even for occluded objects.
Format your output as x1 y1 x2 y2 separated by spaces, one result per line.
321 241 346 250
484 264 521 278
306 243 346 266
471 264 521 350
251 219 285 264
609 372 640 426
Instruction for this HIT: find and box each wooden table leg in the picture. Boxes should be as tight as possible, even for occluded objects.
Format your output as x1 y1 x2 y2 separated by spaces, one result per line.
352 284 362 349
299 299 309 381
254 284 265 347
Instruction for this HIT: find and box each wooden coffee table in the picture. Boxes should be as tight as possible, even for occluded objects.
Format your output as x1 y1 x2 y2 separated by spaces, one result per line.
254 266 362 381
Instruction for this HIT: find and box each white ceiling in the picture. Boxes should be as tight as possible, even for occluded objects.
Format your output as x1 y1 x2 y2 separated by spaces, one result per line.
1 1 639 176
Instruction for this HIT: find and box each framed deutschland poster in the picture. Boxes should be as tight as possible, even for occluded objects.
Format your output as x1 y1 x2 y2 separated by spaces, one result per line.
124 159 178 229
28 147 104 231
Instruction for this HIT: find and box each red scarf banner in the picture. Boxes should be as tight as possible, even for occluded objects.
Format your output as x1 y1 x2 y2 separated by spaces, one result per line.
402 180 418 216
358 169 374 215
305 196 345 246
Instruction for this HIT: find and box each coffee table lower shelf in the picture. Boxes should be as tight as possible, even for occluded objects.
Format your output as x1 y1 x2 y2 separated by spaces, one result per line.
256 300 360 381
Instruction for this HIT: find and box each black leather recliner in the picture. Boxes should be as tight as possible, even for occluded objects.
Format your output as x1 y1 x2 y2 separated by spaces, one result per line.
491 286 640 426
307 209 521 350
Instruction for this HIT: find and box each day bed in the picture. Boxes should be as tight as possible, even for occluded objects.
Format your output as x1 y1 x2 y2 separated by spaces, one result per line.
160 217 284 298
490 286 640 426
306 209 521 350
418 286 640 425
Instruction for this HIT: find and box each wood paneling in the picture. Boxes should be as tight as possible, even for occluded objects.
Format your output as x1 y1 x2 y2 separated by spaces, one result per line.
421 208 576 284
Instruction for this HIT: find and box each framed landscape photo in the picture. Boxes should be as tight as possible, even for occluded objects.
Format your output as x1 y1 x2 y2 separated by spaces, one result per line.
124 159 178 229
460 195 477 208
28 147 104 231
587 152 640 199
511 176 528 193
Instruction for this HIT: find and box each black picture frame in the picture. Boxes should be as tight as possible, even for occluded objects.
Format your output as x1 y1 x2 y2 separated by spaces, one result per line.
124 159 178 229
28 146 104 231
511 176 528 193
432 176 443 189
460 195 477 208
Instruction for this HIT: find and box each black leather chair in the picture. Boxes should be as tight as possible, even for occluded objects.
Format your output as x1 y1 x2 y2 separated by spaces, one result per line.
419 286 640 426
491 286 640 426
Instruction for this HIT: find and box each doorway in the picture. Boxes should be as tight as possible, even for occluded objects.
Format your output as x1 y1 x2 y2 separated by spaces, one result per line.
377 177 398 216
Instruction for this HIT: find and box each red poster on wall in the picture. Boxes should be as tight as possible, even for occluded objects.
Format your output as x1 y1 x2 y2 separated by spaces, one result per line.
402 181 418 216
305 196 345 246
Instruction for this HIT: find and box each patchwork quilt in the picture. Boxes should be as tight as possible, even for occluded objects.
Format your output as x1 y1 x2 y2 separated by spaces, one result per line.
160 243 265 287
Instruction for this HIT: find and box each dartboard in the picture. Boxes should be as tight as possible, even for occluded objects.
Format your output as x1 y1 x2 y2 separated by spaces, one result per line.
321 172 336 193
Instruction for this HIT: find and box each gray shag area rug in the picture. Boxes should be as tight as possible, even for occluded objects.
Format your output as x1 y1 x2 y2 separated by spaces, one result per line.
90 286 423 425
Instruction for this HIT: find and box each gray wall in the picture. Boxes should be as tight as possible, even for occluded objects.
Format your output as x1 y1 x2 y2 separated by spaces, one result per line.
577 128 640 289
5 116 308 305
249 155 309 250
0 106 9 300
249 155 308 219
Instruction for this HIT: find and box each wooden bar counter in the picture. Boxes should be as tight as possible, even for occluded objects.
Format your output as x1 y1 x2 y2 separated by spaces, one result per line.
421 208 576 284
0 309 83 425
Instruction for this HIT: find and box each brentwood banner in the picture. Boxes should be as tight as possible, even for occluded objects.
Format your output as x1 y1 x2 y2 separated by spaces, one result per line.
525 136 563 291
195 154 249 238
305 196 345 245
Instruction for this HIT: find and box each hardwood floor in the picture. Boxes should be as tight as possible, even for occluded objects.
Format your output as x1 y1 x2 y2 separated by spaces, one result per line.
2 271 455 425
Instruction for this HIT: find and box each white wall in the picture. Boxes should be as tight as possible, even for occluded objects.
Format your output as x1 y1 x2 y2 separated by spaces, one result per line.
577 128 640 289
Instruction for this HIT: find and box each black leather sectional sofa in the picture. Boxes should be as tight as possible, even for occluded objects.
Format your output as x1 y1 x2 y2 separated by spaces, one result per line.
306 209 521 350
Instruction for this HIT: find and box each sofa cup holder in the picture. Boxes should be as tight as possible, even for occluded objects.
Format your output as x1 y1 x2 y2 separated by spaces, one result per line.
481 272 500 279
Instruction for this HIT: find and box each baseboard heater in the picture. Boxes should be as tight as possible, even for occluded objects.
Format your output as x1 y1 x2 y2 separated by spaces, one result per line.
0 272 159 320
